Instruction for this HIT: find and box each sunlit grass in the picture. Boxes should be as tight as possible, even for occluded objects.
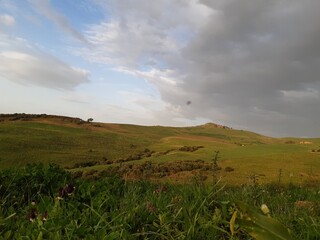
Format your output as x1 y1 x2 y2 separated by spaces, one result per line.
0 164 319 239
1 117 320 185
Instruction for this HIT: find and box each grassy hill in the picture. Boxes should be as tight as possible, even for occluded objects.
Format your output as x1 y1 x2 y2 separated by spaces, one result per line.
1 113 319 185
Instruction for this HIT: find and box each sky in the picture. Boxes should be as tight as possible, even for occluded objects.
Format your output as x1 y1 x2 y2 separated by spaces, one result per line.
0 0 320 137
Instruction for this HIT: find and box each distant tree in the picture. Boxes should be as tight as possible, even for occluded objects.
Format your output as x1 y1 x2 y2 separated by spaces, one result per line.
87 118 93 123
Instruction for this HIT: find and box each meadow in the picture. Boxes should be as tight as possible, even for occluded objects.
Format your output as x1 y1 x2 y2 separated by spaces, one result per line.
0 114 319 186
0 114 319 239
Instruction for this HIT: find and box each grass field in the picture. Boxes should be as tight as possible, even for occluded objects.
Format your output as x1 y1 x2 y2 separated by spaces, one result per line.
0 114 319 186
1 114 320 239
0 164 319 239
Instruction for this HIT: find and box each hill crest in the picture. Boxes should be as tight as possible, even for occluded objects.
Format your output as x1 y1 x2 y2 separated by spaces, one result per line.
0 113 86 124
0 113 230 130
199 122 231 129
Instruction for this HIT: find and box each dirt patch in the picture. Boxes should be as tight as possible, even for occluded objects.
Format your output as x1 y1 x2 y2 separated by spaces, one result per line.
162 135 228 143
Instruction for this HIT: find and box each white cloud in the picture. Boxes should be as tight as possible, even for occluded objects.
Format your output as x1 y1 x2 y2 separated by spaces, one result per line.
28 0 88 44
79 0 212 69
0 34 90 90
60 92 92 104
0 14 15 26
74 0 214 125
281 89 319 101
94 97 187 127
82 20 180 68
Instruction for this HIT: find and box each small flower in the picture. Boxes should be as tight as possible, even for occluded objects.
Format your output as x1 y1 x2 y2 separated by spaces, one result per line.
57 187 66 200
64 183 75 196
57 183 76 200
42 211 48 222
146 201 157 213
28 208 37 222
31 200 36 206
261 204 270 215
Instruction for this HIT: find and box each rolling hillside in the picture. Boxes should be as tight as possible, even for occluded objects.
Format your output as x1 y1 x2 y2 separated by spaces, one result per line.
1 113 319 185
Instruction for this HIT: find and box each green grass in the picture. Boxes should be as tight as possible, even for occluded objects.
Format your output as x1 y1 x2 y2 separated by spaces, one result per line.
0 164 319 239
1 114 319 239
0 115 320 185
0 121 151 168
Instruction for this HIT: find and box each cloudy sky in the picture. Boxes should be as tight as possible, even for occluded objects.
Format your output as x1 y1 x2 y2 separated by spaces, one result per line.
1 0 319 137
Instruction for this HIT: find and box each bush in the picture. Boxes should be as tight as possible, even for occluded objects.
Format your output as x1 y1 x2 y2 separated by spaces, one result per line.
72 161 99 168
72 171 83 179
225 166 235 172
0 163 70 210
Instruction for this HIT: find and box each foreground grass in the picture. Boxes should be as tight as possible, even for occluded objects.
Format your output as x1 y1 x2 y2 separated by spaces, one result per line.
0 164 319 239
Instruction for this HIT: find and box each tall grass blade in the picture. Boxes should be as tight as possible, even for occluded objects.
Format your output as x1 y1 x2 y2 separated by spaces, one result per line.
235 201 293 240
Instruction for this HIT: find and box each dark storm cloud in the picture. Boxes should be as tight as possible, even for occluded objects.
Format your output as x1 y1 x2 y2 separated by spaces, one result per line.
169 0 320 136
83 0 320 137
